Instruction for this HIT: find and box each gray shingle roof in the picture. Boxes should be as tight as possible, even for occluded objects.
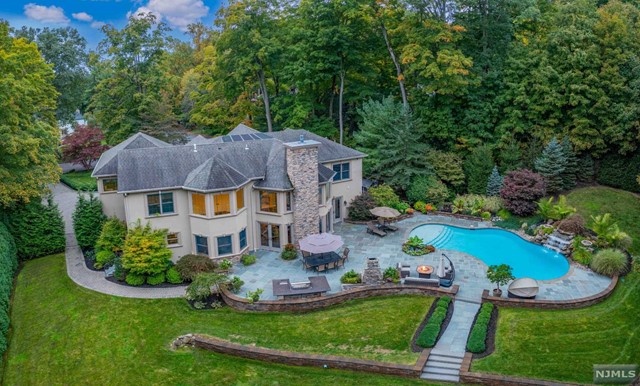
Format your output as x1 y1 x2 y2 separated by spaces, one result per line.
185 135 210 146
228 123 259 135
106 125 365 193
183 157 249 192
92 133 170 177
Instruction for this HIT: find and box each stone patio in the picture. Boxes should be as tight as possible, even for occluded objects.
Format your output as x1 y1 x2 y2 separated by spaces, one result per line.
233 213 611 302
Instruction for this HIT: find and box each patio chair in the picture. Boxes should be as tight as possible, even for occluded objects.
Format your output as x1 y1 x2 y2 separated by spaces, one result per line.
366 222 387 237
378 218 398 232
336 257 346 269
327 261 336 270
316 264 327 272
303 259 312 271
342 247 350 262
302 250 310 258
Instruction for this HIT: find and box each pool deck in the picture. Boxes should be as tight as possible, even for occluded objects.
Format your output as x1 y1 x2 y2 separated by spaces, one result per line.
233 213 611 302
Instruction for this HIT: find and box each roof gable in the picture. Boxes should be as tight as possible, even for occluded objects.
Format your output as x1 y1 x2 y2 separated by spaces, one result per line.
92 132 170 177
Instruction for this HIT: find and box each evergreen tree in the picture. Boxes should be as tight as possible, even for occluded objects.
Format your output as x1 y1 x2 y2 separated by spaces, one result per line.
534 137 566 194
72 194 107 249
464 145 494 194
560 137 578 190
486 165 503 196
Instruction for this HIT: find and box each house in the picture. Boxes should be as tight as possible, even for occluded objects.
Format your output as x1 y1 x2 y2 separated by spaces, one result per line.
91 124 365 261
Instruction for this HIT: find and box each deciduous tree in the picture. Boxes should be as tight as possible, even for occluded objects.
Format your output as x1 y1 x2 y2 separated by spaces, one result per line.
61 124 109 170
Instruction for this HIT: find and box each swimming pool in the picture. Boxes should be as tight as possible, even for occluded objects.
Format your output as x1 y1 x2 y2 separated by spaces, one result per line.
409 224 569 280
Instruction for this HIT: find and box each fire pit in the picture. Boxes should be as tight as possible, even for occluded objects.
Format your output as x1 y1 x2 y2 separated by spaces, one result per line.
416 265 434 279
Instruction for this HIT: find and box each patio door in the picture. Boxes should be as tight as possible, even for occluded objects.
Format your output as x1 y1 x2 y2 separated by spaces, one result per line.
333 197 342 223
259 222 281 249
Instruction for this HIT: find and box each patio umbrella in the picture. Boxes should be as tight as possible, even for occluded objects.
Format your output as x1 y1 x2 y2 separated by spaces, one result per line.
436 256 446 278
508 278 540 298
370 207 401 218
298 233 344 254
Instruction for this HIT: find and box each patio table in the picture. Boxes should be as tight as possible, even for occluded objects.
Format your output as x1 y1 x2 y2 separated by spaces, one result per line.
304 252 341 271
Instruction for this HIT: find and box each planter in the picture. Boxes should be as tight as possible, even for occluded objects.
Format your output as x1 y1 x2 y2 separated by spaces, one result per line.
492 288 503 297
581 239 594 247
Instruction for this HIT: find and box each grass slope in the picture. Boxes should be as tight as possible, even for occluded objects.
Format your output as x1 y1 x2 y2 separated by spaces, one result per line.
2 255 433 385
59 170 97 191
567 186 640 255
471 273 640 383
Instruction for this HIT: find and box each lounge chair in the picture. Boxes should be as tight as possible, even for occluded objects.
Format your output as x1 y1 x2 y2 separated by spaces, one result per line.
378 218 398 232
366 221 387 237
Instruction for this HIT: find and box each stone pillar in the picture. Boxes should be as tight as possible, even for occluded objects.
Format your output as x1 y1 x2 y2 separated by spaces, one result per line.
285 139 320 243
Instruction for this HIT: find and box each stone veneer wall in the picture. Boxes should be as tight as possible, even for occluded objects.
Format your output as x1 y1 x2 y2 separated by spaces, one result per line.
193 335 431 378
219 284 459 312
285 141 320 242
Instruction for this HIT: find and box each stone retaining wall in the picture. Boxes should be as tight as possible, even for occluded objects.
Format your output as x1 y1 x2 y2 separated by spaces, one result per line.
480 275 618 309
220 284 459 312
460 353 582 385
194 335 431 378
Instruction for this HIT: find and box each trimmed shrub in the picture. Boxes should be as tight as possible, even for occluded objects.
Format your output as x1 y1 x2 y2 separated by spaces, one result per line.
596 152 640 192
72 193 106 249
166 267 183 284
95 250 116 269
146 272 166 285
557 214 586 235
347 192 376 221
228 276 244 293
368 184 400 207
121 220 172 276
407 176 450 206
590 249 628 277
280 244 298 260
186 272 228 301
416 297 452 348
241 254 257 266
467 303 494 353
500 169 546 216
0 223 17 363
175 254 217 281
340 270 361 284
383 266 400 282
3 196 65 260
96 217 127 255
125 273 145 286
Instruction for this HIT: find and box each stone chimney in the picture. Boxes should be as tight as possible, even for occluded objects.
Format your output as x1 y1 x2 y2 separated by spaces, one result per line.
285 137 320 243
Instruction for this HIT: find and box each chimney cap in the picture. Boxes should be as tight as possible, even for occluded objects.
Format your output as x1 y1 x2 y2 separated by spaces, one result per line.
283 139 320 149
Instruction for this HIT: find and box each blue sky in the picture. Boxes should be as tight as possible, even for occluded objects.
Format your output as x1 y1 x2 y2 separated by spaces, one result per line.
0 0 222 48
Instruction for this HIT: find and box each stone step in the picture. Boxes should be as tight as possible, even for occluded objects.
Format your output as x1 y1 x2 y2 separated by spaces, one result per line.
429 349 465 359
423 365 460 376
420 372 460 383
426 360 462 369
426 354 464 365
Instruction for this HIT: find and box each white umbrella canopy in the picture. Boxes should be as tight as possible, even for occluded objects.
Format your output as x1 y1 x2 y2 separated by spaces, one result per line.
370 207 401 218
508 278 540 298
436 256 446 278
298 233 344 254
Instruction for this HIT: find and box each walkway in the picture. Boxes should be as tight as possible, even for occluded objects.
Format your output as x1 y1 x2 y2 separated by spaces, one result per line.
421 300 480 382
51 183 186 299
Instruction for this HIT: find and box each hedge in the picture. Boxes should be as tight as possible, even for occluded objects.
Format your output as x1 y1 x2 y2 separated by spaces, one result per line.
467 303 494 353
596 152 640 193
72 194 106 249
416 296 452 348
0 222 18 365
2 196 65 260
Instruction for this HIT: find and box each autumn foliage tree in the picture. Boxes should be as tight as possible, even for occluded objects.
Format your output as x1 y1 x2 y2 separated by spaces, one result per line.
61 124 109 170
500 169 547 216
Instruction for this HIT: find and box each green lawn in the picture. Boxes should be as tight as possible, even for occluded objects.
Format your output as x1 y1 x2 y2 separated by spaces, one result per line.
2 254 434 385
59 170 97 191
472 273 640 383
567 186 640 255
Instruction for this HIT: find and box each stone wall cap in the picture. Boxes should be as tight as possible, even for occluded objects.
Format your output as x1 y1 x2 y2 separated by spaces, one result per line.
284 140 321 149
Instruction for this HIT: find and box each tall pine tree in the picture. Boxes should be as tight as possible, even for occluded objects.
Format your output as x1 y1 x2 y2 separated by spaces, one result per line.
560 137 578 190
486 165 503 196
534 137 566 194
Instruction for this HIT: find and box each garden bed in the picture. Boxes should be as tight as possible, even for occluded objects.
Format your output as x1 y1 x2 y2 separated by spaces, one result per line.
186 293 224 310
105 276 185 289
411 296 454 351
81 248 102 272
466 303 498 359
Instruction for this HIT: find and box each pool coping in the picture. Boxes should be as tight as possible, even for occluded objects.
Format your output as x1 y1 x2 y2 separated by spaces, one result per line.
403 220 581 284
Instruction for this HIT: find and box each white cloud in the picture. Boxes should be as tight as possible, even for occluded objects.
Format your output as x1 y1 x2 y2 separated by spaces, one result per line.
72 12 94 22
131 0 209 31
91 21 106 29
24 3 70 24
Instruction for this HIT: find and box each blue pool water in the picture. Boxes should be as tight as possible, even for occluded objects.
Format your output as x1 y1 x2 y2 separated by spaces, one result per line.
409 224 569 280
